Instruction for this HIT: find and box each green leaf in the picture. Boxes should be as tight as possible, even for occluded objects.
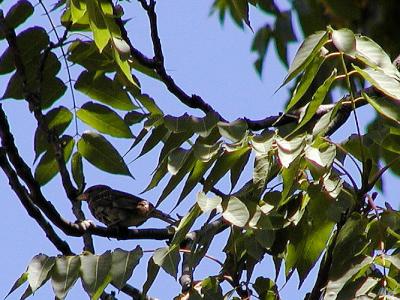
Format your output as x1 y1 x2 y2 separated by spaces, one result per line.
152 246 180 279
34 106 73 161
325 256 374 300
292 68 337 134
34 136 75 186
124 111 147 125
190 112 220 137
354 65 400 100
168 148 191 175
276 135 305 168
142 258 160 295
282 30 328 86
77 102 133 138
305 143 336 170
274 10 297 67
285 52 325 112
142 160 168 193
40 76 67 109
222 196 249 227
193 141 222 162
251 25 273 75
253 277 279 300
197 191 222 213
158 130 194 165
51 256 81 300
0 26 49 75
4 0 34 30
5 272 28 299
170 204 202 246
230 147 250 191
332 28 356 55
137 125 169 158
71 152 85 192
217 119 248 142
80 252 112 300
355 35 400 79
75 71 135 110
86 0 111 52
253 153 273 195
135 94 163 116
68 40 115 72
158 151 196 206
27 254 55 293
285 185 335 284
178 158 216 203
110 247 143 290
363 92 400 125
164 113 192 133
203 145 250 192
77 131 132 176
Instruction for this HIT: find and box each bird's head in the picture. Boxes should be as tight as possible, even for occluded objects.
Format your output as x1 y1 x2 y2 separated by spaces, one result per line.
76 185 111 201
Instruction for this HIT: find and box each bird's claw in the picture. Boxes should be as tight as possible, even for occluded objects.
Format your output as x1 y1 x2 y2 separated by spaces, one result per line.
74 219 96 231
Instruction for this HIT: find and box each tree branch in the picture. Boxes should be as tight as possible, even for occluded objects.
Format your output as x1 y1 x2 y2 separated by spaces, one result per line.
0 12 96 252
0 148 74 255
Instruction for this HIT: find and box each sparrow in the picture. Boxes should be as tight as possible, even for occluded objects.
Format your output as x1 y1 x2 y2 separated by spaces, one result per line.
77 184 175 228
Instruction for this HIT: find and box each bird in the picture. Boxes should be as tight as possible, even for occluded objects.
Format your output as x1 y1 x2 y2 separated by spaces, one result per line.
77 184 176 228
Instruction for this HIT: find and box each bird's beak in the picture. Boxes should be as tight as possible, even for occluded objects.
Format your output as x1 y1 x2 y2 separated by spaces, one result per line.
76 193 89 201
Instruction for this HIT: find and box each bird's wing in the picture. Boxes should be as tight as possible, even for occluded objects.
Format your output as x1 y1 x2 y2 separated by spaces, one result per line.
110 189 145 210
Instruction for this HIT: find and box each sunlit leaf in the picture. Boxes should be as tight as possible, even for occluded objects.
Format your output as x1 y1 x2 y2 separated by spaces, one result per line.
27 254 55 293
217 119 248 142
354 65 400 100
222 196 249 227
77 102 133 138
292 68 337 134
152 246 180 279
276 135 305 168
285 51 325 112
77 131 132 176
197 191 222 213
332 28 356 56
282 30 328 86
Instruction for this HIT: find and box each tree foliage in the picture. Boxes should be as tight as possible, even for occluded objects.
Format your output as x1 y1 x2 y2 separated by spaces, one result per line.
1 0 400 299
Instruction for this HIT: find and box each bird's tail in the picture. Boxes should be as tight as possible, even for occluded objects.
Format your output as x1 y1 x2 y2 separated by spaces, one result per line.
152 209 177 225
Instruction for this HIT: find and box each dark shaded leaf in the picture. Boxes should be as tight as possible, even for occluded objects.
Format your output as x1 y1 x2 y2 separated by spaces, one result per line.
4 0 34 30
80 251 112 300
71 152 85 192
110 247 143 290
142 258 160 295
34 136 74 186
75 71 136 110
51 256 80 300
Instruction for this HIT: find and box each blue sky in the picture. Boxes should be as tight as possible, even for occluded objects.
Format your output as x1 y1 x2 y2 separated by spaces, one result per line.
0 1 398 299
